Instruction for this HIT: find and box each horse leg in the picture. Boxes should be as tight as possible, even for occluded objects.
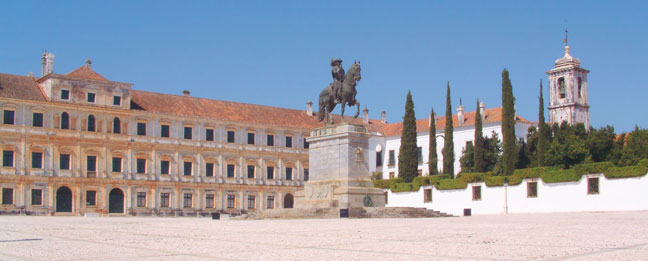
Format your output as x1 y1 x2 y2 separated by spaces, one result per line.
340 100 346 123
354 100 360 118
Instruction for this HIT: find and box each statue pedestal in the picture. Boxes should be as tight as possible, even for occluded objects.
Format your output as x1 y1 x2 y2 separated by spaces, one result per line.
295 124 385 211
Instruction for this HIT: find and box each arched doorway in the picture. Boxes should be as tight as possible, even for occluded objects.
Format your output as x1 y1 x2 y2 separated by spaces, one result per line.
283 193 294 209
108 188 124 214
56 186 73 212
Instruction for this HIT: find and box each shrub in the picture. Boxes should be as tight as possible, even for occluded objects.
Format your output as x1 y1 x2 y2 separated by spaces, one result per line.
604 159 648 179
540 168 582 183
435 179 468 190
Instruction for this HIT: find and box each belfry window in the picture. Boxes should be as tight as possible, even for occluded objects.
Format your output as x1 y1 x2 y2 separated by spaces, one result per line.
558 77 566 99
577 77 583 98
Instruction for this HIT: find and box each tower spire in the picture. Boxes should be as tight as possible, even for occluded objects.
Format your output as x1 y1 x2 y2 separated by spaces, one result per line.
564 28 568 46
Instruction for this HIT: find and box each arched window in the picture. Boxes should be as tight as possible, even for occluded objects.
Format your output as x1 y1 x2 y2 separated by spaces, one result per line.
61 112 69 130
87 115 95 132
113 117 121 134
558 77 566 99
577 77 582 98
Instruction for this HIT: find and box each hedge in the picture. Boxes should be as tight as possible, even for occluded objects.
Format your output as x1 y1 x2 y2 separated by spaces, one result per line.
604 159 648 179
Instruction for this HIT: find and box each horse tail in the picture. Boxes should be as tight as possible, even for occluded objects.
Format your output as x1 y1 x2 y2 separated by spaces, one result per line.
318 91 326 122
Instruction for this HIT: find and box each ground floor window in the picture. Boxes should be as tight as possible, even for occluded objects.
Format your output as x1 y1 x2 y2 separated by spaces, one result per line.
267 166 274 179
285 167 293 180
227 194 236 209
527 181 538 198
424 188 432 203
137 192 146 207
2 188 13 204
248 195 256 209
227 164 235 178
472 186 481 201
31 189 42 205
206 194 214 208
86 190 96 206
160 193 170 207
267 196 275 209
183 193 193 208
588 177 599 195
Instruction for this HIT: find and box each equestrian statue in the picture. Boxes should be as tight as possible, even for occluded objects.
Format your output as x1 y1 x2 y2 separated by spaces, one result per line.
318 58 362 125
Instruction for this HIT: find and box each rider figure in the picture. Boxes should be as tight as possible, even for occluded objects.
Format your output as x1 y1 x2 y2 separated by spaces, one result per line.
331 58 345 103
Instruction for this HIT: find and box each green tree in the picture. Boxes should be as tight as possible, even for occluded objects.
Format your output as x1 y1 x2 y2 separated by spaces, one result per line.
545 122 588 168
501 69 517 175
442 82 455 177
398 91 418 182
585 125 616 162
460 131 502 173
516 140 531 169
618 127 648 166
474 100 485 172
459 142 475 173
537 80 548 166
428 108 439 175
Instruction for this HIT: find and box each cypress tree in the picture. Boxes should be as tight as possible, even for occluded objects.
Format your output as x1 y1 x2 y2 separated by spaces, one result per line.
537 80 546 166
442 82 455 177
398 91 418 182
474 99 485 172
501 69 517 176
428 108 438 175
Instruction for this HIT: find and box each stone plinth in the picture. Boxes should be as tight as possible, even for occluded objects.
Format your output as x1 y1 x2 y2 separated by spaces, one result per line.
295 124 385 211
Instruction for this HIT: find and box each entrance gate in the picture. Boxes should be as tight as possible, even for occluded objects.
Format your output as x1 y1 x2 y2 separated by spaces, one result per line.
56 186 73 212
108 188 124 214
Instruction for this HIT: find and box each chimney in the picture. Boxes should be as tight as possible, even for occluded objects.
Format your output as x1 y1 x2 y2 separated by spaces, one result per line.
41 52 54 76
306 101 313 116
85 58 92 69
479 101 486 121
182 90 190 96
363 106 369 124
457 99 465 126
380 110 386 124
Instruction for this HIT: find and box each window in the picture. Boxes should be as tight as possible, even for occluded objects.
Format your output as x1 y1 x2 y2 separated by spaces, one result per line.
137 192 146 208
227 194 235 209
113 96 121 106
33 112 43 127
86 156 96 172
267 196 275 209
160 193 170 207
112 157 122 172
61 112 69 129
205 163 214 177
472 186 482 201
113 118 121 134
304 168 309 181
3 150 14 167
183 161 192 176
2 188 13 204
247 132 255 145
286 167 293 180
247 195 256 209
206 194 215 208
577 77 583 98
247 165 255 179
417 147 423 165
60 89 70 100
388 150 395 166
3 110 14 125
87 115 95 132
161 124 170 138
424 188 432 203
227 131 235 143
588 177 599 195
304 138 309 149
136 159 146 174
285 136 292 148
527 181 538 198
86 190 96 206
184 127 192 139
59 154 70 170
376 151 383 167
558 77 566 99
205 129 214 141
31 189 42 205
31 152 42 169
160 160 170 175
267 166 274 179
137 122 146 136
227 164 235 178
87 93 96 103
267 134 274 146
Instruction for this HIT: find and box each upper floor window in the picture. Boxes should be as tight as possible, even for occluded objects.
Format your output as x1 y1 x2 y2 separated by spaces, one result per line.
161 124 170 138
388 150 395 166
87 115 96 132
160 160 170 175
61 112 69 130
227 130 235 143
87 93 96 103
136 158 146 174
33 112 43 127
86 155 97 172
183 161 192 176
113 96 121 106
304 138 309 149
286 167 293 180
2 150 13 167
227 164 235 178
417 147 423 165
247 165 255 179
137 122 146 136
285 136 292 148
59 154 70 170
184 127 192 140
205 162 214 177
113 118 121 134
267 166 274 179
577 77 583 98
376 151 383 167
3 110 14 125
205 128 214 141
558 77 566 99
247 132 255 145
112 157 122 172
60 89 70 100
267 134 274 146
31 152 43 169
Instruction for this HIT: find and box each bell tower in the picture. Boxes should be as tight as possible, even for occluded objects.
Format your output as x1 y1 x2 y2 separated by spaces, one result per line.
546 31 590 127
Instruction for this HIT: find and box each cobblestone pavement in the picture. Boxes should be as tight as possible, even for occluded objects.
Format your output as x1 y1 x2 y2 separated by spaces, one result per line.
0 211 647 260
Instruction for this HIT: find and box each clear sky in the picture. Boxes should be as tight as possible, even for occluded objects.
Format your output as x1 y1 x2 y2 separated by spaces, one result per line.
1 1 646 132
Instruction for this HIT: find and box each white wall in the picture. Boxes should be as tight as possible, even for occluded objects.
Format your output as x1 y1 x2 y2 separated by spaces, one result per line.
385 173 648 216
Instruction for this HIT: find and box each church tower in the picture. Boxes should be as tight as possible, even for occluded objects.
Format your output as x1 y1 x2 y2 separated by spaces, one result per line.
546 33 590 128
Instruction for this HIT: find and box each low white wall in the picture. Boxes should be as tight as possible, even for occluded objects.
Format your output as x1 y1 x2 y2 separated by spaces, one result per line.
386 173 648 216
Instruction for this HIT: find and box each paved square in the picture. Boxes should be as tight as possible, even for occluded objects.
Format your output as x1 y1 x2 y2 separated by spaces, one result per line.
0 211 647 260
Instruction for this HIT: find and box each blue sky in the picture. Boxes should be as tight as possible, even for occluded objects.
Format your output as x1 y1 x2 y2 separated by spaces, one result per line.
1 1 646 132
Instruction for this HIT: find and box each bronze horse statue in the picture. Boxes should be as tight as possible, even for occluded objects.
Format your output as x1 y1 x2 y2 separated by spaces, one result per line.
318 62 361 124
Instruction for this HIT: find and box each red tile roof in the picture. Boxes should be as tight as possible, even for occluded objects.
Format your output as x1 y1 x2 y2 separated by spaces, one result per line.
382 107 532 137
65 66 110 82
0 73 47 101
